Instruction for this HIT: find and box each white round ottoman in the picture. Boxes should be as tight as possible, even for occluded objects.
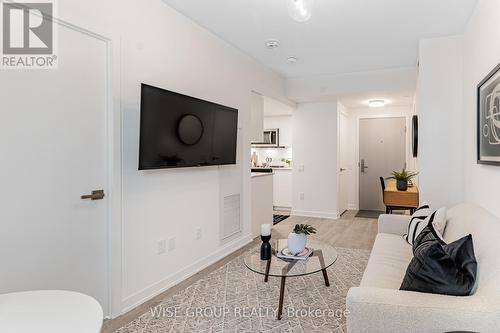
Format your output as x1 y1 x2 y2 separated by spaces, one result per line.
0 290 103 333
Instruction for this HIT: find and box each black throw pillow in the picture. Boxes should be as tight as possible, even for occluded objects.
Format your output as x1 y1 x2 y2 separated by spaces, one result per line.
401 226 477 296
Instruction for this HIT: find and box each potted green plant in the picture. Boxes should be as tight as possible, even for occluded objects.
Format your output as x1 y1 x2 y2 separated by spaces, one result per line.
387 168 418 191
288 224 317 255
281 158 291 167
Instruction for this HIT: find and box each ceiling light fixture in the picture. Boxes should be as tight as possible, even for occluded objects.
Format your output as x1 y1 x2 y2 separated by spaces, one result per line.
287 56 298 63
368 99 385 108
265 39 280 49
288 0 313 22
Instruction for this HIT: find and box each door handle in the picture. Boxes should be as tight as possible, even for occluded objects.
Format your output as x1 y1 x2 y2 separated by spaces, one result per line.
360 159 368 173
340 168 346 172
81 190 105 200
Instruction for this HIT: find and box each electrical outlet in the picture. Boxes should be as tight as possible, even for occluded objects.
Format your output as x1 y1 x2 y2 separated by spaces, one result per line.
157 240 166 255
168 237 176 252
299 165 305 172
299 192 305 200
196 228 202 240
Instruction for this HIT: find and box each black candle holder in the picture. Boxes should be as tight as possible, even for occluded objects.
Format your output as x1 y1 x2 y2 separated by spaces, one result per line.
260 234 272 260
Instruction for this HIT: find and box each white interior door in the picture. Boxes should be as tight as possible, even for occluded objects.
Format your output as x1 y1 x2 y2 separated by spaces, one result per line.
359 117 406 211
338 111 349 215
0 22 110 312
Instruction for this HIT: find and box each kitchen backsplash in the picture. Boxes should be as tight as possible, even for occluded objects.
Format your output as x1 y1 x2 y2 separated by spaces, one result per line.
251 147 292 167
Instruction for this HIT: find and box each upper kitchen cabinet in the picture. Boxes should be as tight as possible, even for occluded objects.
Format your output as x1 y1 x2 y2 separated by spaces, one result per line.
264 116 292 147
262 97 294 147
250 92 264 143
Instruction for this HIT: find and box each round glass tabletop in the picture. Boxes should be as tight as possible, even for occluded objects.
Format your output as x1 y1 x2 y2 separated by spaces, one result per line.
243 238 338 278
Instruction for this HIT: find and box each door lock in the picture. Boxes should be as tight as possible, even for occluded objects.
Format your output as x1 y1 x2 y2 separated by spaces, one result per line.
81 190 105 200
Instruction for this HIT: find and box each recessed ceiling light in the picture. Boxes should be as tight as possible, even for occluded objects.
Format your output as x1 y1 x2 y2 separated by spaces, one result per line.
265 39 280 49
368 99 385 108
287 56 298 63
288 0 313 22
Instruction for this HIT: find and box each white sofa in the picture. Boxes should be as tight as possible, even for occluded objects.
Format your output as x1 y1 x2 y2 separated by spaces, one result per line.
346 203 500 333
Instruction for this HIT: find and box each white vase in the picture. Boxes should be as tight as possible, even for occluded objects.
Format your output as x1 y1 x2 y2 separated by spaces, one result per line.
288 232 307 255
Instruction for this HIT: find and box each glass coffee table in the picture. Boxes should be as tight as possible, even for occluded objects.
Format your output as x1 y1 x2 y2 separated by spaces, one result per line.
243 238 338 320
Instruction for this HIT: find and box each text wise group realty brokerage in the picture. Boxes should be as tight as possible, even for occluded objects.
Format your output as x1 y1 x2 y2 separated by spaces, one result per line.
149 305 351 319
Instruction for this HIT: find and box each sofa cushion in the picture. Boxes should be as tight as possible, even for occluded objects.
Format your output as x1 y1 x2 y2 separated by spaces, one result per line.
400 233 477 296
360 233 413 289
404 205 431 244
444 204 500 297
404 207 447 245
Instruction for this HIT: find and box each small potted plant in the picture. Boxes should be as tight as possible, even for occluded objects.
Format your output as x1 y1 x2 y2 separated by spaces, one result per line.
387 168 418 191
281 158 291 168
288 224 317 255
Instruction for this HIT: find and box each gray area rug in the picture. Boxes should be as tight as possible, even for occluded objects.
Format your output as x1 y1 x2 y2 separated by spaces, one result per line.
115 247 370 333
355 210 384 219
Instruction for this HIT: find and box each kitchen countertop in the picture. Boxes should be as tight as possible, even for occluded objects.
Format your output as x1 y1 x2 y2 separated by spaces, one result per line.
252 167 292 170
251 172 274 178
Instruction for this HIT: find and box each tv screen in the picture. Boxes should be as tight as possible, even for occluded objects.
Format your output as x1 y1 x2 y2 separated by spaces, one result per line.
139 84 238 170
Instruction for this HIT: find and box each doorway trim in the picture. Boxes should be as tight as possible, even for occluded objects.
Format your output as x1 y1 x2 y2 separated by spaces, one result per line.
355 114 410 210
336 107 350 218
42 13 123 318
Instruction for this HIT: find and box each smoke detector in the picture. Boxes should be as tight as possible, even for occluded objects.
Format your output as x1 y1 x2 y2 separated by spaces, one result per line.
287 56 298 63
265 39 280 50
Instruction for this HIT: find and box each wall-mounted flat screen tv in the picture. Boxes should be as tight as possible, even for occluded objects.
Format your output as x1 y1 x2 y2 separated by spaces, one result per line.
139 84 238 170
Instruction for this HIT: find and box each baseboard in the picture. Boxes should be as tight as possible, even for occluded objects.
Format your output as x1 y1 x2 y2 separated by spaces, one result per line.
291 209 339 219
120 234 253 314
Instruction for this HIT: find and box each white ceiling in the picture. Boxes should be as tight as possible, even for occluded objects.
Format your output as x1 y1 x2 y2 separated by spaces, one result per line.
162 0 477 79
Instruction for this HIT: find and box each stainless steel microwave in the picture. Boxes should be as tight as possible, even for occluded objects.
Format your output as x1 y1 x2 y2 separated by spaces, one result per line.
252 128 279 147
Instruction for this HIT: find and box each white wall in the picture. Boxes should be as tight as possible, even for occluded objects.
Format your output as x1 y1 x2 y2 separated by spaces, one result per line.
57 0 289 315
250 92 265 142
292 102 339 218
463 0 500 218
343 106 416 209
416 36 465 209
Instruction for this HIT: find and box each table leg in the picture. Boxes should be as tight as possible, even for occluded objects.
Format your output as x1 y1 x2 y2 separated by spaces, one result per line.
277 276 286 320
314 249 330 287
264 258 271 283
322 268 330 287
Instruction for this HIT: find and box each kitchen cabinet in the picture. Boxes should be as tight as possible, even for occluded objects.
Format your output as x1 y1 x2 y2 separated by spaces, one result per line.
250 92 264 143
273 169 292 208
263 116 292 147
251 173 274 238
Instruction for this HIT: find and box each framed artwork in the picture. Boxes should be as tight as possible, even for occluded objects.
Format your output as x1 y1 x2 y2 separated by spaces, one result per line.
477 62 500 165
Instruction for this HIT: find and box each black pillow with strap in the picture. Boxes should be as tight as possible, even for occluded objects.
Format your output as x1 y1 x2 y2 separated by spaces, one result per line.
401 223 477 296
411 219 446 253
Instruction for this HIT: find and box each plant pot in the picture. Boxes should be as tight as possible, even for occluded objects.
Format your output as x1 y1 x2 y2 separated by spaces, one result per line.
397 180 408 191
288 232 307 255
